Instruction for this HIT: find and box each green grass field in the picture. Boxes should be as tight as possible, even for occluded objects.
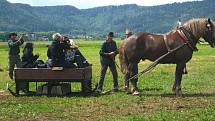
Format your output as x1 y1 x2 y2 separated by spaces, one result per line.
0 40 215 121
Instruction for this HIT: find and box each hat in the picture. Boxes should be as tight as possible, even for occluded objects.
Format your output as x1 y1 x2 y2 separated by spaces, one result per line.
125 29 133 35
9 33 17 38
108 32 114 37
52 33 62 40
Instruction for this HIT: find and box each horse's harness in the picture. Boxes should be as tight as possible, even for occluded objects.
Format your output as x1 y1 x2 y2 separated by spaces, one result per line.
163 27 198 52
204 19 214 44
164 19 214 52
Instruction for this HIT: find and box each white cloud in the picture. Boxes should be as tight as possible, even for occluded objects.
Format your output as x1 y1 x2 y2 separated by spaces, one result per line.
7 0 201 9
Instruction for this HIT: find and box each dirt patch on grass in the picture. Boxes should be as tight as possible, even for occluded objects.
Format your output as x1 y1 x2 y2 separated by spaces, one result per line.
33 98 158 121
0 90 11 100
1 93 214 121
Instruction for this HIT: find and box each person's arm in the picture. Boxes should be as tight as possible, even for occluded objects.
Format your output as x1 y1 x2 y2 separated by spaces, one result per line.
22 49 31 62
19 36 26 45
8 35 26 47
70 44 79 49
61 40 71 49
69 39 79 49
47 46 52 59
32 54 39 62
8 39 23 47
109 41 119 55
108 42 119 59
113 41 119 55
99 42 109 57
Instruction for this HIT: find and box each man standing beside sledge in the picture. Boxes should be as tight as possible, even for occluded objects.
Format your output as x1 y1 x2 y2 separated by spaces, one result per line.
96 32 119 92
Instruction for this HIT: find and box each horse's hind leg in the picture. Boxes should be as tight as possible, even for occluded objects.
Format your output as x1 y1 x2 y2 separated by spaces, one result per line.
124 70 131 93
183 64 188 74
173 63 186 97
129 63 139 95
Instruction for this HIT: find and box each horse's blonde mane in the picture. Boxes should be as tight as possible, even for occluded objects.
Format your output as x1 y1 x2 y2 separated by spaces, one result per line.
182 18 208 39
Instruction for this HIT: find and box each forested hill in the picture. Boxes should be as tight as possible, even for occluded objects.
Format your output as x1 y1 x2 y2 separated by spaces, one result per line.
0 0 214 36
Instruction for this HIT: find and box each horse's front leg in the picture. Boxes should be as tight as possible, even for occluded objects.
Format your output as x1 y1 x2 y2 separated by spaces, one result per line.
173 63 186 97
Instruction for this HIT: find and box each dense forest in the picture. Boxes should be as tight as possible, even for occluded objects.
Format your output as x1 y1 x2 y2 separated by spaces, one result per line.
0 0 214 37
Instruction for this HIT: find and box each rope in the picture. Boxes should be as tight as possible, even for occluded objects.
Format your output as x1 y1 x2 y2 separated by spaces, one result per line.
125 43 187 82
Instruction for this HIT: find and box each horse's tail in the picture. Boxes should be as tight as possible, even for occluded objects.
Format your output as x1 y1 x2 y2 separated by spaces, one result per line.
119 43 129 74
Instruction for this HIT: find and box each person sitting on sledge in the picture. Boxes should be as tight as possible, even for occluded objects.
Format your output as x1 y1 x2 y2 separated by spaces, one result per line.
21 42 39 68
48 33 89 68
64 36 89 68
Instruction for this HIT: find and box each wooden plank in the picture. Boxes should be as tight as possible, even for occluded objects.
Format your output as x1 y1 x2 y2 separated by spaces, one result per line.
14 66 92 80
84 66 92 80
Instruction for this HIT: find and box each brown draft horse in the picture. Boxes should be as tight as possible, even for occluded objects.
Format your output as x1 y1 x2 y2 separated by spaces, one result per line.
119 18 215 96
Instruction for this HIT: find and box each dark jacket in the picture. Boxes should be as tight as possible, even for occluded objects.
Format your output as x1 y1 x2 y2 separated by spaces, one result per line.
21 48 39 68
49 40 70 67
47 45 54 59
8 39 24 55
100 40 118 65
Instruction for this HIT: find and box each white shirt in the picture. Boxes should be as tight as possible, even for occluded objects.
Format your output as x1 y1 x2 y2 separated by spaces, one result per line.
69 39 75 46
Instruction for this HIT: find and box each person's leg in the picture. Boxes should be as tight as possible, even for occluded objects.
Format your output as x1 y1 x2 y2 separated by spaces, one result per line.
75 49 87 62
16 55 22 68
46 59 53 68
8 56 16 79
0 66 3 72
74 55 84 68
16 55 29 93
97 64 108 91
109 63 118 91
74 49 89 67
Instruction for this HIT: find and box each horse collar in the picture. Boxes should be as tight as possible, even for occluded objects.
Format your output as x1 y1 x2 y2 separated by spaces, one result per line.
163 35 171 52
176 28 198 51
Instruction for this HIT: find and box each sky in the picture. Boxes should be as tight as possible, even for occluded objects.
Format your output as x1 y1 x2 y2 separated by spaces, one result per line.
7 0 201 9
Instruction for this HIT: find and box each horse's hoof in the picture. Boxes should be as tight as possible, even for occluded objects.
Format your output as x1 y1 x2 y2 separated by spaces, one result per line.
133 90 140 96
172 86 176 93
123 86 129 91
175 90 183 97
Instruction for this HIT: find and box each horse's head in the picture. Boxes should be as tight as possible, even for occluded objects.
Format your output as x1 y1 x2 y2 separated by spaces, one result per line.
202 18 215 48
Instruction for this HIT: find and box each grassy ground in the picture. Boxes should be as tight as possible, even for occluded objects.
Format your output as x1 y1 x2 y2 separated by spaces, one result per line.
0 40 215 121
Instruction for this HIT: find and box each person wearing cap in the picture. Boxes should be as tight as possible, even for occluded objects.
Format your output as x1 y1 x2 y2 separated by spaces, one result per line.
8 33 26 79
96 32 119 92
177 19 182 29
125 29 133 39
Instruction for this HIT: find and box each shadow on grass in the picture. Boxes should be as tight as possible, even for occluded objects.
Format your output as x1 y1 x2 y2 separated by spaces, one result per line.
161 93 215 98
142 87 163 91
141 93 215 98
7 88 215 98
9 90 109 98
